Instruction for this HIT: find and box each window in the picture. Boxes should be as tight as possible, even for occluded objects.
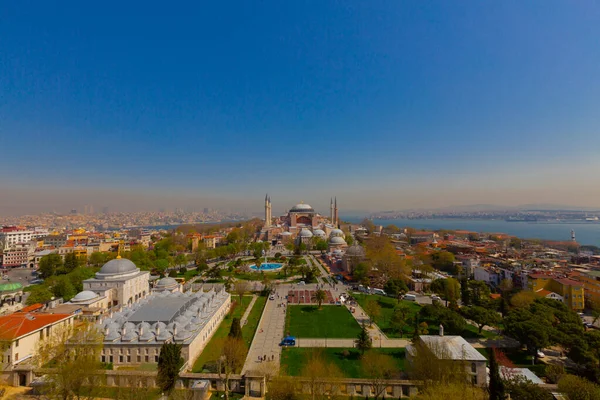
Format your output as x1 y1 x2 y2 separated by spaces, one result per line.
15 353 18 361
471 375 478 385
137 356 141 362
471 363 477 373
15 340 19 347
109 356 113 363
119 356 123 363
145 356 149 362
101 356 106 363
127 356 131 362
154 355 159 362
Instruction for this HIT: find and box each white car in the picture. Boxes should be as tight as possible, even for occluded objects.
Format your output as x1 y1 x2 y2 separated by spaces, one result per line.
431 295 441 301
536 351 545 358
298 281 305 285
269 295 275 300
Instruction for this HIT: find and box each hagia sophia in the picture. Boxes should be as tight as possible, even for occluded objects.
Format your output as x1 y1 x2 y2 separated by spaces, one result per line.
260 195 366 273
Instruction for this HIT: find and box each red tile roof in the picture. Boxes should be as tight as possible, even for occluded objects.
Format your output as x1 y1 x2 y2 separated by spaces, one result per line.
16 304 44 313
555 278 583 287
0 313 72 340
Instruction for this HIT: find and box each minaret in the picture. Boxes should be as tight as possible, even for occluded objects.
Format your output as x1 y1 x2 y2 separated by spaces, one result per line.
264 194 271 228
334 197 339 227
268 196 272 225
330 198 334 223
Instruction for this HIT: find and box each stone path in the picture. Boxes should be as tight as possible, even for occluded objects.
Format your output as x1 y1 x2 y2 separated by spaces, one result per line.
242 287 287 374
240 294 258 325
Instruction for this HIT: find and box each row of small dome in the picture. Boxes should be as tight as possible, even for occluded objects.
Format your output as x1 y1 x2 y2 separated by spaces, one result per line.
298 228 345 239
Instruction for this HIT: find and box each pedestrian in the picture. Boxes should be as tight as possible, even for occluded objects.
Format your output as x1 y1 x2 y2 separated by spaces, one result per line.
264 354 266 361
258 355 261 362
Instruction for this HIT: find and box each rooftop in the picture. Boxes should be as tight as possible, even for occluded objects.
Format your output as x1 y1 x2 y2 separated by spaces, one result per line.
127 296 195 323
407 335 487 362
0 313 72 340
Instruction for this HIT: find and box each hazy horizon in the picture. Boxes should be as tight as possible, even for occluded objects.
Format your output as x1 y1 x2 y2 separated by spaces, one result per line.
2 2 600 217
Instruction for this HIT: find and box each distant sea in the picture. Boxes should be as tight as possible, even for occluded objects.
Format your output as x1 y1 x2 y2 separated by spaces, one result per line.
343 217 600 247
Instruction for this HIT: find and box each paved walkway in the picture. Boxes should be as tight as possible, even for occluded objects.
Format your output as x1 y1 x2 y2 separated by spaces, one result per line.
242 287 287 374
240 295 258 325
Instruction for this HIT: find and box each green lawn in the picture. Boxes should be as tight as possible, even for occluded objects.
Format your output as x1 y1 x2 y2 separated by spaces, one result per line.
285 305 362 338
280 348 406 378
242 296 267 347
191 295 252 372
353 293 498 339
353 294 421 338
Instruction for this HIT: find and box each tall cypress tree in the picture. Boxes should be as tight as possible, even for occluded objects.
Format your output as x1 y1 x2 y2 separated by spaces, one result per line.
489 348 506 400
355 322 372 355
157 343 184 393
228 317 243 339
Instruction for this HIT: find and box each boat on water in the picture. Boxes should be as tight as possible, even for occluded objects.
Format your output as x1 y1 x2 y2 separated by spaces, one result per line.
505 216 538 222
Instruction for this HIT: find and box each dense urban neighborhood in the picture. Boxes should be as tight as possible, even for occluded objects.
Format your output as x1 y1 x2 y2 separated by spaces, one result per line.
1 198 600 399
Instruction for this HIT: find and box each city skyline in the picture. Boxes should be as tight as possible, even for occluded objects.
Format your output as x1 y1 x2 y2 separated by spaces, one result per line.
2 2 600 214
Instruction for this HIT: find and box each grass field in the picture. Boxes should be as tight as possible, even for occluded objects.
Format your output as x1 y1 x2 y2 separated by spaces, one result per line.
242 296 267 347
354 293 498 339
280 347 406 378
285 305 362 338
191 295 252 372
353 294 421 338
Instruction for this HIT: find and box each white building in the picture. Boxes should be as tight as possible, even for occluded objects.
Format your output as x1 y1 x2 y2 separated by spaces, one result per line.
100 288 230 367
80 257 150 310
0 228 33 251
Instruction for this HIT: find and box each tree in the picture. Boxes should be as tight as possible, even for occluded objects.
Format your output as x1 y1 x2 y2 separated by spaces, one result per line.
26 285 53 305
157 343 184 393
228 317 243 339
365 235 410 280
558 374 600 400
355 323 372 355
505 377 553 400
174 253 187 267
315 239 328 253
312 289 326 309
390 303 411 338
430 278 460 307
431 251 456 272
361 352 397 399
467 280 491 306
35 321 104 400
461 277 471 306
88 251 108 267
234 281 248 303
510 291 537 309
488 348 506 400
51 276 77 301
219 337 246 400
39 253 63 279
462 305 501 333
364 299 381 327
267 376 299 400
384 278 409 298
352 262 370 282
63 252 80 273
301 349 344 400
419 383 487 400
499 278 514 296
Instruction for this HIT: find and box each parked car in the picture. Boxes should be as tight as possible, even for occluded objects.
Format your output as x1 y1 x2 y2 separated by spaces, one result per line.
536 351 545 358
403 294 417 302
298 281 305 285
431 295 441 302
269 295 275 300
280 336 296 346
29 278 44 285
373 288 387 296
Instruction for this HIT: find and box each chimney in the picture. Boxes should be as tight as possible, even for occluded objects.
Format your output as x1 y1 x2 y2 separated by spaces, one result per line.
439 324 444 337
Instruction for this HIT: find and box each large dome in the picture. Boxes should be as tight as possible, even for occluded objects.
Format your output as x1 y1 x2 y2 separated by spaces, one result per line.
71 290 99 303
329 236 347 245
290 203 314 213
98 258 138 276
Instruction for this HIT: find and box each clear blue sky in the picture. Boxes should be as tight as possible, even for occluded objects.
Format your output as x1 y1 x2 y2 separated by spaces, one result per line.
1 1 600 214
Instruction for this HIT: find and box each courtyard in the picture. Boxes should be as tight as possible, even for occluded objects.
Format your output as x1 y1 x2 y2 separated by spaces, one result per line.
280 347 406 378
285 305 362 338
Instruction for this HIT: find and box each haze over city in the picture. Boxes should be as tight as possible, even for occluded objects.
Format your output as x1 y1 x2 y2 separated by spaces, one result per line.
2 1 600 215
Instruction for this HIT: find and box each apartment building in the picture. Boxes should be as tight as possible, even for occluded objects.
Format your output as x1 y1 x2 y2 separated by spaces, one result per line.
528 273 584 311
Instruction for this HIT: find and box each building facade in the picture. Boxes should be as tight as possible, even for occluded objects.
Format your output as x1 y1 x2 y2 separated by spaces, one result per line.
99 288 230 367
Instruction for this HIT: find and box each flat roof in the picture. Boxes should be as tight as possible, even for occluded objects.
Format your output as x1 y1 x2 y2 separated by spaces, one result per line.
127 296 195 324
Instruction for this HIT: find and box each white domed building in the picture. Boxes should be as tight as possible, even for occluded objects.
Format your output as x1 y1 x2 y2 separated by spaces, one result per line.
313 229 327 240
78 256 150 311
328 233 348 251
342 243 366 274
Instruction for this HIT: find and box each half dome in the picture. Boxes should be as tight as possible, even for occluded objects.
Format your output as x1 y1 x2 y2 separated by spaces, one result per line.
71 290 99 303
